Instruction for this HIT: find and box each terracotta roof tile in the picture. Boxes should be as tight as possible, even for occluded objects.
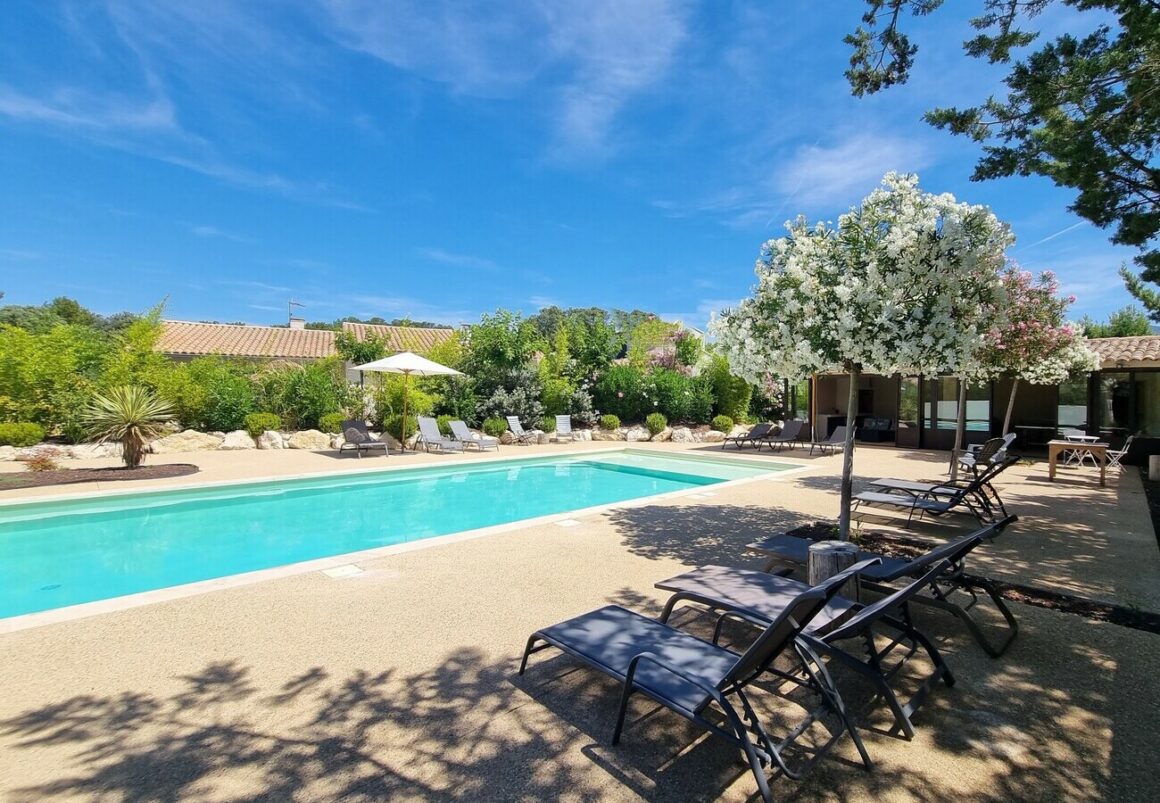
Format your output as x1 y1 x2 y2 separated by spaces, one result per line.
340 322 455 353
1088 335 1160 369
158 321 336 359
157 320 456 360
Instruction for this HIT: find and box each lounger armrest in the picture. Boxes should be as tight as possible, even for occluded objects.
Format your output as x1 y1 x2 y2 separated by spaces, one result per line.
625 651 724 704
712 609 772 645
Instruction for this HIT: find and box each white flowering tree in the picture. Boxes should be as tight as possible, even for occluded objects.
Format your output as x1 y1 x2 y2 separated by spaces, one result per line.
981 265 1100 435
712 173 1012 539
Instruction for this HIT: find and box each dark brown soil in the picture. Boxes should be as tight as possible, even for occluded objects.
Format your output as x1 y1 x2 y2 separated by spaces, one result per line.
785 520 1160 635
0 463 199 491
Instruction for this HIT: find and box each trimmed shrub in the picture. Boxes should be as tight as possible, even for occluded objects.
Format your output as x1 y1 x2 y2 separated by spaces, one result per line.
385 413 417 442
540 416 557 433
600 414 621 431
711 414 734 432
593 364 646 421
645 412 668 435
707 355 752 421
0 422 45 447
647 368 713 424
482 417 508 437
244 412 281 438
318 412 345 434
436 414 454 435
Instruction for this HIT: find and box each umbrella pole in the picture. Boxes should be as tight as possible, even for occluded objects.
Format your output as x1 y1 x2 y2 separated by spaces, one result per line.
401 371 409 452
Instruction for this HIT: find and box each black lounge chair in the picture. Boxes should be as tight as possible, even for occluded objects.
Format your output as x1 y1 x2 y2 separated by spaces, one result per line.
721 422 775 449
449 420 498 451
506 415 536 445
958 433 1016 476
809 425 850 456
338 419 390 458
655 559 955 739
519 563 875 803
853 455 1017 526
867 455 1015 524
417 416 464 453
759 419 806 452
747 516 1019 657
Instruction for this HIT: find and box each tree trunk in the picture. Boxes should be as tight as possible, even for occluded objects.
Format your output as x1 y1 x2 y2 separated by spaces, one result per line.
837 365 860 541
808 541 860 600
950 379 968 481
1002 378 1019 435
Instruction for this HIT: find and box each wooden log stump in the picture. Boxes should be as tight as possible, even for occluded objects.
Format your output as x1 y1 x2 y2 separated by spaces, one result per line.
808 540 860 601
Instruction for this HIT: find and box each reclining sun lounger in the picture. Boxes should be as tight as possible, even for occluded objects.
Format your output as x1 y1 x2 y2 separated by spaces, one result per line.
747 516 1019 657
506 415 536 445
338 419 390 458
809 425 850 456
721 422 774 450
416 416 464 453
449 419 498 451
867 455 1014 523
853 456 1017 526
654 559 954 739
759 419 806 452
959 433 1016 476
520 563 875 803
554 414 578 441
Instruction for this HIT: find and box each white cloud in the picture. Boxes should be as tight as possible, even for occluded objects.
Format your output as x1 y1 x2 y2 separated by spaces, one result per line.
188 224 253 243
416 247 497 271
775 134 931 210
321 0 689 159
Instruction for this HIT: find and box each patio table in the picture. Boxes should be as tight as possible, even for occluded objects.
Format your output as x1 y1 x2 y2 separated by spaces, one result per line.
1047 439 1108 487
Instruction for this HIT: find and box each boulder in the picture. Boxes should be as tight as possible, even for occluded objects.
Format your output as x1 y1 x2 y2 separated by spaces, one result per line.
670 426 696 443
331 434 345 450
535 431 552 445
651 426 673 442
67 443 121 460
729 424 749 438
151 430 224 454
592 428 626 441
626 426 650 442
15 445 66 461
701 430 726 443
256 430 285 450
219 430 257 450
287 430 332 450
500 431 515 445
576 429 593 441
0 445 16 461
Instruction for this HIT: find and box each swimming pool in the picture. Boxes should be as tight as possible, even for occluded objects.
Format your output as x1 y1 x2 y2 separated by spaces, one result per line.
0 450 792 621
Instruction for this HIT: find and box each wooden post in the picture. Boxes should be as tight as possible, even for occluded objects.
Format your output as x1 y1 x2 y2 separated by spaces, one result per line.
808 540 859 601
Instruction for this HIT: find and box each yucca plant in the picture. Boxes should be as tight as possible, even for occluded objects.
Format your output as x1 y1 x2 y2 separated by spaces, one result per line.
83 385 175 469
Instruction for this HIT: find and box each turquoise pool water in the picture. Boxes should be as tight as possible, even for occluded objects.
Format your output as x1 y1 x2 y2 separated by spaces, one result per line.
0 451 786 619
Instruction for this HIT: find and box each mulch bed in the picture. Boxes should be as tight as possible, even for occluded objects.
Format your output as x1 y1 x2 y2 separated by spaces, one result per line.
785 520 1160 635
0 464 199 491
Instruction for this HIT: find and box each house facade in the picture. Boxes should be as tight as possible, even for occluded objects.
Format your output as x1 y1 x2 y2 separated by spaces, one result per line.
808 335 1160 463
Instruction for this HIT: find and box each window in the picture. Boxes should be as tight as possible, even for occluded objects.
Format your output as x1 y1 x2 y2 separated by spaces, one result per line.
1134 371 1160 436
965 381 991 432
1057 376 1088 429
1096 372 1131 437
898 377 919 429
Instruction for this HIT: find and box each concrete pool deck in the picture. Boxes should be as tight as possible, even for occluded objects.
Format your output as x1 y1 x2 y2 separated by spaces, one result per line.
1 443 1157 801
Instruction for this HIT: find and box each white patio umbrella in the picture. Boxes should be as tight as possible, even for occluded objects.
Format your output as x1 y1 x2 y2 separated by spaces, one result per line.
354 351 462 451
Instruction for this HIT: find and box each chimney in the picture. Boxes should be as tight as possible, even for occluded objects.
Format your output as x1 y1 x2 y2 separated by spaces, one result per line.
289 318 306 330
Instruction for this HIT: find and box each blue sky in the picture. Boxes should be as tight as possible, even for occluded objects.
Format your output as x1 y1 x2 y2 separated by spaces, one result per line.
0 1 1137 329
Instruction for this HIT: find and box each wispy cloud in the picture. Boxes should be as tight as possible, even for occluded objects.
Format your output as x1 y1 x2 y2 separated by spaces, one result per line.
775 134 931 210
322 0 689 159
217 279 291 294
0 248 43 261
528 295 560 309
336 293 475 326
188 223 253 243
416 247 497 271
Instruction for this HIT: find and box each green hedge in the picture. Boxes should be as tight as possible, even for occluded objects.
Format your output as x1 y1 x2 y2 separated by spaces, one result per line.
599 414 620 430
318 412 346 434
482 417 508 437
711 415 734 433
0 422 45 447
645 412 668 435
244 412 281 438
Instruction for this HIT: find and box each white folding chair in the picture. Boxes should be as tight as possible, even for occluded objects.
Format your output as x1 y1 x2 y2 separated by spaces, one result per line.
1106 435 1135 470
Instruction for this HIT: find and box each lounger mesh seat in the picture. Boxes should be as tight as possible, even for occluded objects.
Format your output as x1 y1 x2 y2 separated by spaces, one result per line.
338 419 389 458
449 420 498 451
520 563 874 803
655 560 955 739
809 425 849 456
506 415 535 445
722 422 774 449
417 416 463 453
747 516 1019 657
853 456 1016 526
760 419 806 452
555 415 577 441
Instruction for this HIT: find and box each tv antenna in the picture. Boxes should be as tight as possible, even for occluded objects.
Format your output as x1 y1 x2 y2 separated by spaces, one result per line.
288 299 305 325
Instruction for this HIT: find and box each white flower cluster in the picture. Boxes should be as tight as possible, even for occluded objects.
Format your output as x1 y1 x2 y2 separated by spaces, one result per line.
1019 332 1100 385
711 173 1012 384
